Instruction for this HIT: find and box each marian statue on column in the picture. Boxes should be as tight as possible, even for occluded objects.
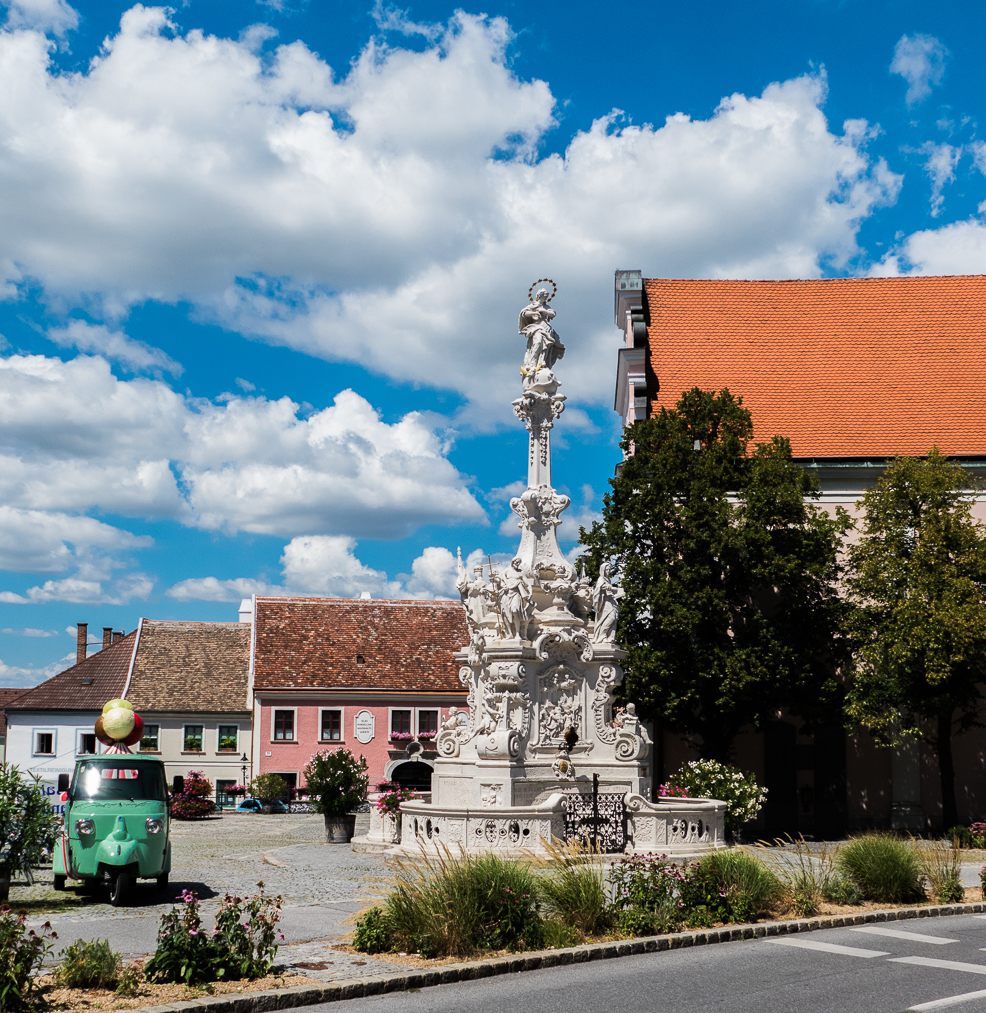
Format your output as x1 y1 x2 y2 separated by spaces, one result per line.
519 282 565 388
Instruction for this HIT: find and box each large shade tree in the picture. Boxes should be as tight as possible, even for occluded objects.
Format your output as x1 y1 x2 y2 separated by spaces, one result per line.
580 387 850 761
845 449 986 829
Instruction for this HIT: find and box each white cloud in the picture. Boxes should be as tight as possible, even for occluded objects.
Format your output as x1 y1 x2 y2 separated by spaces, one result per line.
2 626 58 636
0 572 153 604
0 353 484 542
235 377 256 392
891 34 949 106
919 142 961 217
0 11 898 420
0 650 75 687
166 575 276 602
48 320 182 376
1 0 78 37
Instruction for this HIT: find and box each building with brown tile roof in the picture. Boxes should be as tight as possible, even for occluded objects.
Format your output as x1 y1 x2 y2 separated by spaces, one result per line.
611 269 986 839
615 272 986 462
0 687 29 762
250 596 469 795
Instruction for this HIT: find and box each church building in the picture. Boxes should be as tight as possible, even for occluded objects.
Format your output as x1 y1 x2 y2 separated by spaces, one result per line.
613 270 986 835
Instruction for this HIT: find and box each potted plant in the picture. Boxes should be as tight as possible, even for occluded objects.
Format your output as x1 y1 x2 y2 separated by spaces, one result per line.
248 773 289 814
302 748 369 843
0 763 62 901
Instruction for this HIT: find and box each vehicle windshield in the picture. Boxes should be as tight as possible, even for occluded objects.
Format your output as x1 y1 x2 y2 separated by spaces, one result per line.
72 759 167 802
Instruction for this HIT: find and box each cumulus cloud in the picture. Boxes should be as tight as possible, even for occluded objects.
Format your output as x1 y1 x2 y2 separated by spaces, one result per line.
0 650 75 687
0 10 899 419
891 34 949 106
47 321 182 376
2 626 58 636
1 0 77 36
0 353 484 540
919 142 961 217
0 572 153 604
166 538 494 601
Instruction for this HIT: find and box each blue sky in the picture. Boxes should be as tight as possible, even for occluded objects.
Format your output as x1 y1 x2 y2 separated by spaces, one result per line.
0 0 984 684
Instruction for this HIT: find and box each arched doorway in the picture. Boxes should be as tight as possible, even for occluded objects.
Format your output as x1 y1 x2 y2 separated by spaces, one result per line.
389 760 433 792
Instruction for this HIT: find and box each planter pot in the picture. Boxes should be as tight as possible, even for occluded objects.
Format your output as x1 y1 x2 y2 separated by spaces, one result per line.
324 814 357 843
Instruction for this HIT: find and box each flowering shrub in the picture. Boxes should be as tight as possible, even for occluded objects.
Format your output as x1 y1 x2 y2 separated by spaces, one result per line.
143 885 282 985
657 784 689 798
664 760 767 834
169 771 214 820
0 904 56 1009
951 823 986 849
302 748 368 817
0 763 62 880
226 784 247 796
375 784 419 817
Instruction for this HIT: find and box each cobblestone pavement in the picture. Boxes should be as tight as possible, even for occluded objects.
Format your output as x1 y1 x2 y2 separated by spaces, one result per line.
16 812 407 976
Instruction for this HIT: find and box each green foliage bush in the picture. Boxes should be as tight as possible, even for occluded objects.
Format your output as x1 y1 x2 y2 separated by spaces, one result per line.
608 854 685 935
0 904 57 1009
144 885 282 985
822 873 864 906
56 938 119 988
247 773 289 805
696 850 784 921
170 770 214 820
303 749 368 817
536 840 609 936
0 763 62 879
114 963 144 997
384 848 544 957
352 907 392 954
836 834 924 904
664 760 767 835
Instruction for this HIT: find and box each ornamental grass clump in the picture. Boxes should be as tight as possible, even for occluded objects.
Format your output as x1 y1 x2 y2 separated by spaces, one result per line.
755 836 836 918
921 839 965 904
534 838 610 937
55 938 120 989
382 845 544 957
695 849 784 923
835 834 924 904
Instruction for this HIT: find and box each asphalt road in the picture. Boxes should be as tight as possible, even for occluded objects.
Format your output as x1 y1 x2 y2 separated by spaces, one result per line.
311 915 986 1013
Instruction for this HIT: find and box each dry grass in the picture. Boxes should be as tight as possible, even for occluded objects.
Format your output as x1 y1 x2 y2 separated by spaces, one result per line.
33 966 324 1013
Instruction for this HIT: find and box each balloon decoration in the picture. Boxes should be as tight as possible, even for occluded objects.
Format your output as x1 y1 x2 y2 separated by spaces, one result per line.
95 698 142 753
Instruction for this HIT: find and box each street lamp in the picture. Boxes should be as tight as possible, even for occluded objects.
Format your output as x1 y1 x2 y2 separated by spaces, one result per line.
240 752 248 787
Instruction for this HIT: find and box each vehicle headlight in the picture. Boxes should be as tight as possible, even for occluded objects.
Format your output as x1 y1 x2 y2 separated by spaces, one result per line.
75 819 95 836
145 818 164 835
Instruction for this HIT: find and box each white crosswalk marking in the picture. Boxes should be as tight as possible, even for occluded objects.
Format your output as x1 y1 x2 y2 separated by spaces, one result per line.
908 986 986 1010
891 956 986 975
852 926 957 945
767 938 889 958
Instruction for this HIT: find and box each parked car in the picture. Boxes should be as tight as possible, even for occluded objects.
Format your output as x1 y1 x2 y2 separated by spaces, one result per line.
235 797 289 814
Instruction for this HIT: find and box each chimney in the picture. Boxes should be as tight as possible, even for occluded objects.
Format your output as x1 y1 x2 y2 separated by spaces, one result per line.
76 623 88 666
102 627 113 649
112 631 122 643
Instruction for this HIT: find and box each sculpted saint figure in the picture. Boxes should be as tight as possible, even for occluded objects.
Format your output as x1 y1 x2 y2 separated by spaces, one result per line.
456 553 491 633
518 289 565 384
591 562 625 643
492 556 533 640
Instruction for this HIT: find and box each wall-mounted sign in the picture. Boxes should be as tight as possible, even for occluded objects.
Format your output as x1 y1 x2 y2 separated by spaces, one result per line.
354 710 375 744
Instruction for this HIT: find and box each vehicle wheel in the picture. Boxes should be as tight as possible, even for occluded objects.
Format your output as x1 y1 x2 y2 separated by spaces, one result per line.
108 872 131 907
53 874 66 891
156 873 169 890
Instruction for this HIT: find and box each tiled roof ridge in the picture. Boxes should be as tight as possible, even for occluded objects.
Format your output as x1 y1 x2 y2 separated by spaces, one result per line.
141 619 246 627
643 274 986 284
255 596 459 607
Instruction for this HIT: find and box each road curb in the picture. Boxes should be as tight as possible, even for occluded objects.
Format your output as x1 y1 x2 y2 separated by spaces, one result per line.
134 900 986 1012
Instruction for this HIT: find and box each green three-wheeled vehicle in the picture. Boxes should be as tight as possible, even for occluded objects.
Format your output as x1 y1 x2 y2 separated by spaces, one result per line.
53 754 178 906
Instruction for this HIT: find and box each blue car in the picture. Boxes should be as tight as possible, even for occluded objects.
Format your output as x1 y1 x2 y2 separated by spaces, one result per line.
234 797 289 814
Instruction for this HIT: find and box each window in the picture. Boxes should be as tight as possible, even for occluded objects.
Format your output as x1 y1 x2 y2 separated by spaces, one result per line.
391 710 411 739
216 779 236 807
217 725 238 752
356 655 365 665
273 710 295 741
77 732 97 755
418 710 439 740
34 731 54 755
321 710 342 741
140 724 160 751
183 725 203 752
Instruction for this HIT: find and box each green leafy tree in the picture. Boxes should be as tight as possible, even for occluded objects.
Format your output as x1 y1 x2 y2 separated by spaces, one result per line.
248 773 289 803
845 449 986 829
302 748 368 817
580 388 849 760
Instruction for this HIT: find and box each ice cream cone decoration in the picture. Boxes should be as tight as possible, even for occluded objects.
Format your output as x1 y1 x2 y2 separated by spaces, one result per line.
95 698 144 752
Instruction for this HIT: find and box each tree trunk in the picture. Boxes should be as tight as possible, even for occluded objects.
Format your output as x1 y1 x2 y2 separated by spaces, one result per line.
937 710 958 830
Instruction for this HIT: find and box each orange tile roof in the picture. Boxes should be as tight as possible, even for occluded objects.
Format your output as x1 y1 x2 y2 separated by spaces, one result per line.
252 597 469 694
643 276 986 458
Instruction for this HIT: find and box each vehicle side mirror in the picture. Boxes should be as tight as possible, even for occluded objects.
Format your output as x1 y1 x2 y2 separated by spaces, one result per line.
57 773 70 793
172 775 184 796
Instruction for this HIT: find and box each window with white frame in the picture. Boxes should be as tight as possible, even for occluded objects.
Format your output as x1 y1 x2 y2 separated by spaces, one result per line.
33 730 55 756
183 725 204 752
417 709 439 741
76 731 97 755
217 725 239 752
273 709 295 741
390 709 412 741
140 724 160 751
320 709 342 741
